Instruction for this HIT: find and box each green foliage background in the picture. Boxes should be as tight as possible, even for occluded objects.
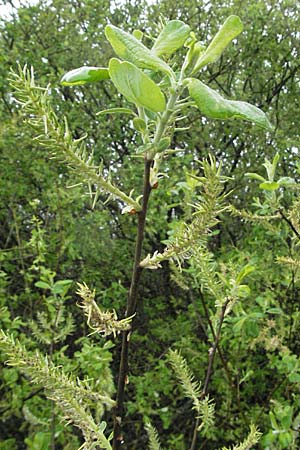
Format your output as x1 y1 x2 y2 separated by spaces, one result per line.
0 0 300 448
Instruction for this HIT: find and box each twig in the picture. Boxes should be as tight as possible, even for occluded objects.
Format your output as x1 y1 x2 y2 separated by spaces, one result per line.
203 299 229 396
112 159 152 449
0 386 44 415
256 376 288 424
189 297 230 450
199 291 234 388
279 208 300 241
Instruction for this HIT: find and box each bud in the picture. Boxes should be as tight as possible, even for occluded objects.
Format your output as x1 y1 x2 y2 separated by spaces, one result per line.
133 117 147 133
158 136 171 151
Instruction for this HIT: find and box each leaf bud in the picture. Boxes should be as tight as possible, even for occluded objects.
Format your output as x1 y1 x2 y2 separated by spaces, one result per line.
158 136 171 151
133 117 147 133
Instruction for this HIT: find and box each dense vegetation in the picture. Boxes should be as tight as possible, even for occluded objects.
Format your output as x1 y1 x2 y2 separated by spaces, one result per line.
0 0 299 449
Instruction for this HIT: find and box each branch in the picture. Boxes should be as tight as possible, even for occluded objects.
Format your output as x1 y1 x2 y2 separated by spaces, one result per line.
189 297 230 450
112 158 152 449
0 332 114 449
202 299 229 397
141 156 229 269
279 207 300 241
9 65 141 212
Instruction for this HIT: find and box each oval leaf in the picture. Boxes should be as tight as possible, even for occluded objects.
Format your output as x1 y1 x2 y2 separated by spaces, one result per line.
132 117 147 133
105 25 173 77
61 67 110 86
193 15 243 72
35 281 51 290
259 181 280 191
187 78 273 130
151 20 191 57
133 29 143 41
158 136 171 151
54 279 73 286
109 58 166 113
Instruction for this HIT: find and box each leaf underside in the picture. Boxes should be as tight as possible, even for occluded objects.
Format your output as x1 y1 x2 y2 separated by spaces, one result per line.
61 66 110 85
188 78 273 130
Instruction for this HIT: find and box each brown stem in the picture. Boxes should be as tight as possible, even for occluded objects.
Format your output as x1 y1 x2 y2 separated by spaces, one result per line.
113 159 152 449
189 417 201 450
189 291 209 342
50 400 56 450
202 300 229 397
198 291 233 388
189 298 230 450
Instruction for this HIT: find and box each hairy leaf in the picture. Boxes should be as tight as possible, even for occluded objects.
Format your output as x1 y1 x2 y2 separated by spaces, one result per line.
245 172 266 182
109 58 166 113
96 107 136 116
193 15 243 72
188 78 273 130
151 20 191 57
61 66 110 85
105 24 173 77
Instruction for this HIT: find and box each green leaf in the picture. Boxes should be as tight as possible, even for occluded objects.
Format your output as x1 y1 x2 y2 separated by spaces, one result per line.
288 372 300 383
259 181 280 190
266 307 283 314
245 172 266 182
187 78 273 130
96 107 136 116
193 15 243 72
237 285 251 297
25 432 51 450
281 410 293 429
105 25 173 78
132 117 146 133
51 280 72 295
278 176 295 185
61 67 110 86
54 280 73 286
136 143 155 154
109 58 166 113
236 264 255 284
133 29 143 41
263 153 279 181
35 281 51 290
270 411 279 430
233 316 248 333
279 432 293 448
185 41 206 72
99 421 107 433
151 20 191 57
158 136 171 151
